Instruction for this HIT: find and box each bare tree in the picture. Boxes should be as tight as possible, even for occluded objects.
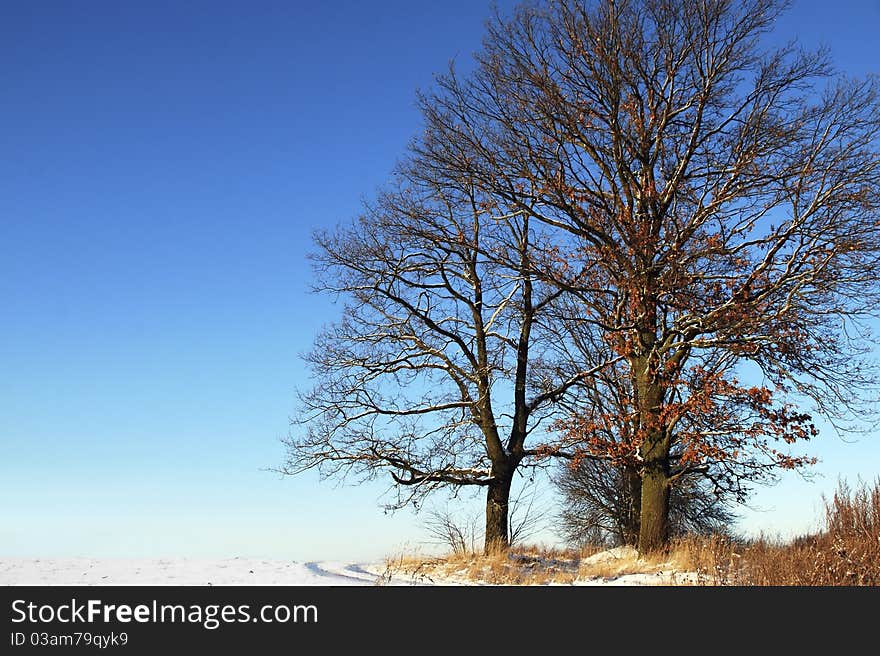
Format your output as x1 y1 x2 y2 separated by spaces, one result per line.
281 174 612 552
411 0 880 552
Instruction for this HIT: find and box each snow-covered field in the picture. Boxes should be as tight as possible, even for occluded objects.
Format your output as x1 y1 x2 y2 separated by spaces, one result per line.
0 559 405 586
0 553 695 586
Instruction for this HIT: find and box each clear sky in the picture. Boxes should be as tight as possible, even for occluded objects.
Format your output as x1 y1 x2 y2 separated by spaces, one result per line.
1 0 878 562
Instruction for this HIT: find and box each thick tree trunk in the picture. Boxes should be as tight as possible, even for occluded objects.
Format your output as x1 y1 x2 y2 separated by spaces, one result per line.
633 334 671 554
484 475 512 554
638 458 670 554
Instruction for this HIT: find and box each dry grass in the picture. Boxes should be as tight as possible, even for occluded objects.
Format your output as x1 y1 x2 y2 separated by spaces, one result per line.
383 546 573 585
455 548 579 585
679 479 880 586
383 544 585 585
384 542 692 585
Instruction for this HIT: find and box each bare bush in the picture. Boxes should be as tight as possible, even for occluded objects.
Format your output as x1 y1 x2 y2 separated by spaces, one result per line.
424 509 482 556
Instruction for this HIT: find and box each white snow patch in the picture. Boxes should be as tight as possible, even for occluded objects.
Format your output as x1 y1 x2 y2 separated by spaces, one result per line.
574 570 699 586
581 546 639 565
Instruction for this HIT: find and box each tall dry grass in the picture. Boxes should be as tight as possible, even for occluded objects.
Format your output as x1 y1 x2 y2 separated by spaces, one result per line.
680 479 880 586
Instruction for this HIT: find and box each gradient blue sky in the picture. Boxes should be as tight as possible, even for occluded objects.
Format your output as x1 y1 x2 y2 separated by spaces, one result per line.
2 0 878 561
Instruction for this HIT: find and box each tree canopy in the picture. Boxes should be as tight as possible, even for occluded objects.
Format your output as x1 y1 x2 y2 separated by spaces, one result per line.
285 0 880 553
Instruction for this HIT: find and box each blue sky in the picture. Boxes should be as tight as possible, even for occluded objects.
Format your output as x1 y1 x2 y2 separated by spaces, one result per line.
1 0 878 561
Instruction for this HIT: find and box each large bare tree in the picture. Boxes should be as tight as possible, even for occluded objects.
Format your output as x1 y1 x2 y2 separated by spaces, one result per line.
282 174 610 552
412 0 880 551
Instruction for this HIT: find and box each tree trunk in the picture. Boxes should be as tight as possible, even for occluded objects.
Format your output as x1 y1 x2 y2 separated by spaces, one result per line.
484 475 512 554
638 458 670 554
633 341 671 554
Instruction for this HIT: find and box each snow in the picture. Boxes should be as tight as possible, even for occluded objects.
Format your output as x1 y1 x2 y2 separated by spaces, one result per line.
581 545 639 565
0 558 410 586
0 552 698 586
574 571 698 586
